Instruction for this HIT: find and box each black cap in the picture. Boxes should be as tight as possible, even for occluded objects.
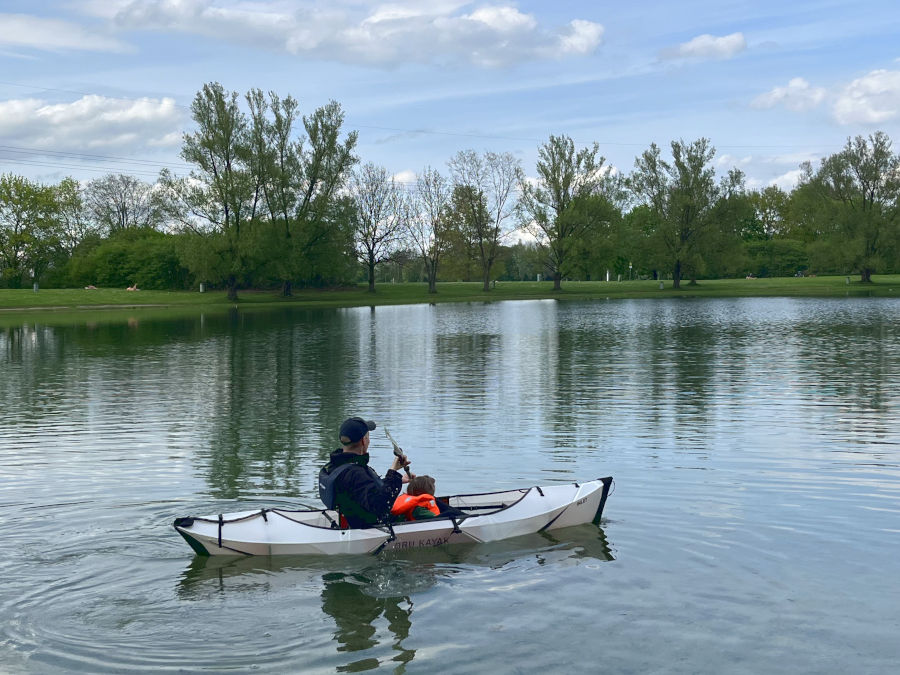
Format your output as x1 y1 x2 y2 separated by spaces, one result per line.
339 417 376 444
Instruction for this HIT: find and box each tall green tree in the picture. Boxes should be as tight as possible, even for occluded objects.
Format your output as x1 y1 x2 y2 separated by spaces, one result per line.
246 92 357 294
165 82 255 300
442 184 486 282
620 204 665 279
293 101 358 285
54 177 96 256
629 138 718 288
749 185 789 239
807 131 900 282
518 134 619 290
0 174 60 288
448 150 520 291
553 194 622 281
781 174 842 274
704 168 753 278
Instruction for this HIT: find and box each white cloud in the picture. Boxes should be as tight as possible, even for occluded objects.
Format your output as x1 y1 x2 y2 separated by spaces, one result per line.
507 228 539 245
0 13 128 52
769 168 804 191
752 69 900 126
77 0 603 67
717 154 753 167
752 77 826 112
556 19 604 56
364 2 470 25
147 131 183 147
832 69 900 125
0 95 183 154
744 176 764 191
465 6 537 33
392 169 417 185
661 32 746 61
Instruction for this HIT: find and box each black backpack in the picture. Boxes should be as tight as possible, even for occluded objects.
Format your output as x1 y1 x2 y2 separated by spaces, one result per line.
318 462 353 510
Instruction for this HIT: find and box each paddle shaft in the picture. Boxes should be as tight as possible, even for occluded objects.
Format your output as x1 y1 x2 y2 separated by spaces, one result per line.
384 428 412 478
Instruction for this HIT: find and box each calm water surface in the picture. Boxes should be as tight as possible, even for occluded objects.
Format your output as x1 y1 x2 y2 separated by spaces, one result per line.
1 297 899 673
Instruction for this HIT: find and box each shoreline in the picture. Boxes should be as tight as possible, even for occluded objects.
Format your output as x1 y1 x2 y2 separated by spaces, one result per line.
1 276 899 318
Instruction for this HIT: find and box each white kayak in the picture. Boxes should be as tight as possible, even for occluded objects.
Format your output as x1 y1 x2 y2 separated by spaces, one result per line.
173 476 613 556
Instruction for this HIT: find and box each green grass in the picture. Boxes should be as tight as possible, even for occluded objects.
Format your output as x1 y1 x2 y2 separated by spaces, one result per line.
2 275 899 319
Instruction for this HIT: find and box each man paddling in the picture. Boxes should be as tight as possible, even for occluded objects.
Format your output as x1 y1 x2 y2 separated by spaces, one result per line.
319 417 412 528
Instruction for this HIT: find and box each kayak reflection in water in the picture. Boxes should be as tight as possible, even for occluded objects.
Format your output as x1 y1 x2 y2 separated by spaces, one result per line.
321 570 416 669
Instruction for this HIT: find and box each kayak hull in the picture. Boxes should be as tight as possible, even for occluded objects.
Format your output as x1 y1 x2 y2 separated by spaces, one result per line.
174 476 612 556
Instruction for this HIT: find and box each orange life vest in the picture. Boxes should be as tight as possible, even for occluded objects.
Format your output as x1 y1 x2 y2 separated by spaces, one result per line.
391 493 441 520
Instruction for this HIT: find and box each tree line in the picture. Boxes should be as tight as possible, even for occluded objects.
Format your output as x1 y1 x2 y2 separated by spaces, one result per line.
2 82 899 295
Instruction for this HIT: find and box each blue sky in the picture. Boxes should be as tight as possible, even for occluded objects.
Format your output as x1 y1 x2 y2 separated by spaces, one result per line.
1 0 899 191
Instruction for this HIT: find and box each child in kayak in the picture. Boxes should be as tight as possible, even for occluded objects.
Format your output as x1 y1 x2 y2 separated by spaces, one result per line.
391 475 441 521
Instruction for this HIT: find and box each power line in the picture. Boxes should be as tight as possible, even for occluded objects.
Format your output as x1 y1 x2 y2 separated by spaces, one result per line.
0 144 192 170
0 155 166 178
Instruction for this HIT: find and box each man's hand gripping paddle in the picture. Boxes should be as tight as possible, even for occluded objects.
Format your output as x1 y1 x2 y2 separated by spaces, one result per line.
384 428 411 478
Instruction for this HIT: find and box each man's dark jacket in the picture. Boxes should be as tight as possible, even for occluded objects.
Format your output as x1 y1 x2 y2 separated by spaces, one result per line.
325 449 402 528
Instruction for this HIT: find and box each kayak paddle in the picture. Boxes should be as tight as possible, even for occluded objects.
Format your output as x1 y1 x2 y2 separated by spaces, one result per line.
384 428 411 478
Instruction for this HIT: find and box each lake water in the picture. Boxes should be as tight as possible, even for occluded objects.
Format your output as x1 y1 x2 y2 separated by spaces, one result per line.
1 297 899 673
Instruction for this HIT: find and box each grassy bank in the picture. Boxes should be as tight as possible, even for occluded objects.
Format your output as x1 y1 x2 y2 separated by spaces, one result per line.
2 275 899 316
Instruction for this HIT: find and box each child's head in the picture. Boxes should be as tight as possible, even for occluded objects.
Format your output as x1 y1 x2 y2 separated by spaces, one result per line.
407 475 435 496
